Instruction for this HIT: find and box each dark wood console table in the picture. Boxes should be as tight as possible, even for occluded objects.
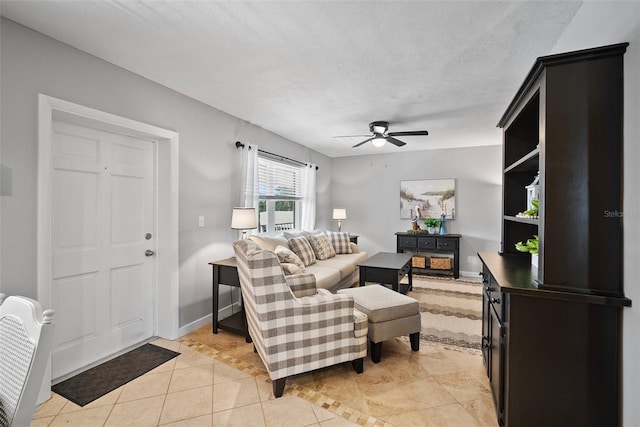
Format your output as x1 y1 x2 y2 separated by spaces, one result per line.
395 232 461 279
209 258 251 342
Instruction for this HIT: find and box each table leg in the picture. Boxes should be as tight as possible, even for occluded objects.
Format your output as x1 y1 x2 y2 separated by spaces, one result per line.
212 264 220 334
359 266 365 287
408 264 413 291
238 291 252 343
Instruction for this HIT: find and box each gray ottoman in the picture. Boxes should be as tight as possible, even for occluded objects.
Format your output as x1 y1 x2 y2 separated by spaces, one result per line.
339 284 421 363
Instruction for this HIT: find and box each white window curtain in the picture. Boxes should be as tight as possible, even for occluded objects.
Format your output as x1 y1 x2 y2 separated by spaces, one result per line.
300 164 317 231
239 143 258 237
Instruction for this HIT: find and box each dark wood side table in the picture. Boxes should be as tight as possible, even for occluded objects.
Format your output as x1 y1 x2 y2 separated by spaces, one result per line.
349 234 359 244
209 258 251 342
358 252 413 294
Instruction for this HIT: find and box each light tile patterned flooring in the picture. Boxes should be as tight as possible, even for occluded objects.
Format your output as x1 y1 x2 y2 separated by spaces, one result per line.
32 325 498 426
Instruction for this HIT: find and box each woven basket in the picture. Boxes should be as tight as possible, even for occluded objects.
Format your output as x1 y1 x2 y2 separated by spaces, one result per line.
430 257 452 270
412 256 426 268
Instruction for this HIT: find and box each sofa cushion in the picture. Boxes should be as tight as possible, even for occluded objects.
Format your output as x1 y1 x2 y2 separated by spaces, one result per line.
287 236 317 267
304 264 341 290
274 245 306 271
327 231 353 254
307 232 336 260
249 235 289 251
317 251 368 278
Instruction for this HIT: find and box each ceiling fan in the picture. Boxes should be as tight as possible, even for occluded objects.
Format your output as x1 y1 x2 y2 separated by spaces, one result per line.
334 121 429 148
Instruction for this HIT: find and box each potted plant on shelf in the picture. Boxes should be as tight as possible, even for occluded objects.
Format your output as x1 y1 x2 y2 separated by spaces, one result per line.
424 217 440 234
516 199 539 219
515 234 539 267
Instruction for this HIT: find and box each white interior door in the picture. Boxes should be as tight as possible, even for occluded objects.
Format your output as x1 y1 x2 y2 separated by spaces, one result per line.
50 121 155 380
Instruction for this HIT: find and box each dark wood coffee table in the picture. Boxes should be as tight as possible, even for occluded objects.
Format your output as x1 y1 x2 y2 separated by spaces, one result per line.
358 252 413 293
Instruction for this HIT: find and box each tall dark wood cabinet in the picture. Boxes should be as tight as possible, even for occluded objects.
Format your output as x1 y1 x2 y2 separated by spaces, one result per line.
479 43 632 427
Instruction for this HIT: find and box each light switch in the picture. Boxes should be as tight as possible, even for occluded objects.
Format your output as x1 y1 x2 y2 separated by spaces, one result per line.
198 216 205 227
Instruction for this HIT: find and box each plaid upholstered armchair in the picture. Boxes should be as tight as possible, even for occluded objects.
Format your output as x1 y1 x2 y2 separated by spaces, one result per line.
233 239 368 398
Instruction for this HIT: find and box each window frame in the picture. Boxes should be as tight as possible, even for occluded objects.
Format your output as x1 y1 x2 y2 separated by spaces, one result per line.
257 155 304 234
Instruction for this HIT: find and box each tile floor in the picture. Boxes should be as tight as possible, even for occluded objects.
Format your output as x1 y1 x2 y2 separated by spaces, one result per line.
32 325 498 426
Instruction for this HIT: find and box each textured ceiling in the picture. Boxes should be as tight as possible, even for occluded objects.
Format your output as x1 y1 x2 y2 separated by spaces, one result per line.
0 1 582 157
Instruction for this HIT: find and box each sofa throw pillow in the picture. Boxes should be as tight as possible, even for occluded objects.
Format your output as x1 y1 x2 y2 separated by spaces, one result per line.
249 235 289 252
327 231 353 254
274 245 306 271
287 236 317 266
283 231 309 240
283 229 323 240
280 262 304 276
307 232 336 260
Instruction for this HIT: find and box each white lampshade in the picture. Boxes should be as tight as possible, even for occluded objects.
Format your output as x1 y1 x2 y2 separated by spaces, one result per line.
332 208 347 220
371 136 386 147
231 207 257 230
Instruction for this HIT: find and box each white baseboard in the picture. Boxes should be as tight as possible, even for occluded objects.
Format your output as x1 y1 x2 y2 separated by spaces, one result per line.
459 270 483 281
173 301 242 339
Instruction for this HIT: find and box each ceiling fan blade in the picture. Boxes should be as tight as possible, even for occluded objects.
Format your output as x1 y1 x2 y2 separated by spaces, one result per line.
352 137 373 148
333 134 371 138
388 130 429 137
386 136 407 147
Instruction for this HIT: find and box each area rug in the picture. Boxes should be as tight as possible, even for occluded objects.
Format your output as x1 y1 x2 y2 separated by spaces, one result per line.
52 343 180 407
406 275 483 351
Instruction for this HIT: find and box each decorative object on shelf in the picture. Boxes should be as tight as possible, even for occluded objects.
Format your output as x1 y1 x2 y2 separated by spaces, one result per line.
412 256 426 268
231 207 257 239
424 217 440 234
405 229 430 235
514 234 539 267
439 213 447 235
400 179 456 220
430 257 452 270
332 208 347 231
516 199 539 219
526 172 540 211
410 205 422 230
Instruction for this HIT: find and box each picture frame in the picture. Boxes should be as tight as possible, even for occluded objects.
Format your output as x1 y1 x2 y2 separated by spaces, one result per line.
400 179 456 220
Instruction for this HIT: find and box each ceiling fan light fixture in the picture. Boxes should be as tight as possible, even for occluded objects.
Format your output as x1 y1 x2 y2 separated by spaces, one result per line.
372 136 386 147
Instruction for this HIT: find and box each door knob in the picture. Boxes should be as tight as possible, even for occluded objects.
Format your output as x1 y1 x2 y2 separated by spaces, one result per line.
145 250 155 257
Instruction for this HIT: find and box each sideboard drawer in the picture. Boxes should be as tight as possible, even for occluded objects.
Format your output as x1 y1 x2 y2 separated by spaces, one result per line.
437 238 457 250
398 236 417 248
417 237 437 249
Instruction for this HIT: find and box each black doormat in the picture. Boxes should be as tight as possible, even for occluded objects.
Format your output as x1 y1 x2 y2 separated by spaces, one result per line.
52 343 180 407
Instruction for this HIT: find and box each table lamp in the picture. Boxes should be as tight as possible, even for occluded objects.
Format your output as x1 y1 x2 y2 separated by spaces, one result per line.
231 207 257 239
332 208 347 231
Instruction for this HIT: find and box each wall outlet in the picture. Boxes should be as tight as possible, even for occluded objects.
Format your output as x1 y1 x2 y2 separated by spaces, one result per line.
198 216 204 227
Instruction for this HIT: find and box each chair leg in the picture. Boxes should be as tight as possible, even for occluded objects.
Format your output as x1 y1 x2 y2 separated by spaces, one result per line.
273 378 286 398
352 357 364 374
410 332 420 351
371 340 382 363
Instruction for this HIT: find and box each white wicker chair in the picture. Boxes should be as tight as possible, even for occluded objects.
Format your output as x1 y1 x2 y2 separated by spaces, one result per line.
0 294 55 427
233 239 368 398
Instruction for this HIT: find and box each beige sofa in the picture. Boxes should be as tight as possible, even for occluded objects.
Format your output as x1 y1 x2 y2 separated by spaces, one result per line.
248 234 367 293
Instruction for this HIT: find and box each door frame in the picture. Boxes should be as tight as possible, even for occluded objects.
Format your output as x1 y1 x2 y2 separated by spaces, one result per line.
37 94 180 342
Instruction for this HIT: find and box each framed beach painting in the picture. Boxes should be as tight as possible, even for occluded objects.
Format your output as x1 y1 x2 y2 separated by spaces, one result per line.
400 179 456 219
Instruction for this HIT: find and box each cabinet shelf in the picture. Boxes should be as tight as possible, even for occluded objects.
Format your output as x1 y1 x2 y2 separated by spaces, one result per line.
504 148 539 173
503 215 539 225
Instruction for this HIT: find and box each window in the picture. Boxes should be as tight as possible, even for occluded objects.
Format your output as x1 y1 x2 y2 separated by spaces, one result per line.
257 156 304 233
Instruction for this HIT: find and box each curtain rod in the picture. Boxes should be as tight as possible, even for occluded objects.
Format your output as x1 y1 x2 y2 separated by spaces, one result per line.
235 141 319 170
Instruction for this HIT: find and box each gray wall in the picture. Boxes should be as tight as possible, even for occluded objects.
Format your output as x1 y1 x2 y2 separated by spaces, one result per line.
0 18 331 328
330 145 502 276
550 3 640 425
